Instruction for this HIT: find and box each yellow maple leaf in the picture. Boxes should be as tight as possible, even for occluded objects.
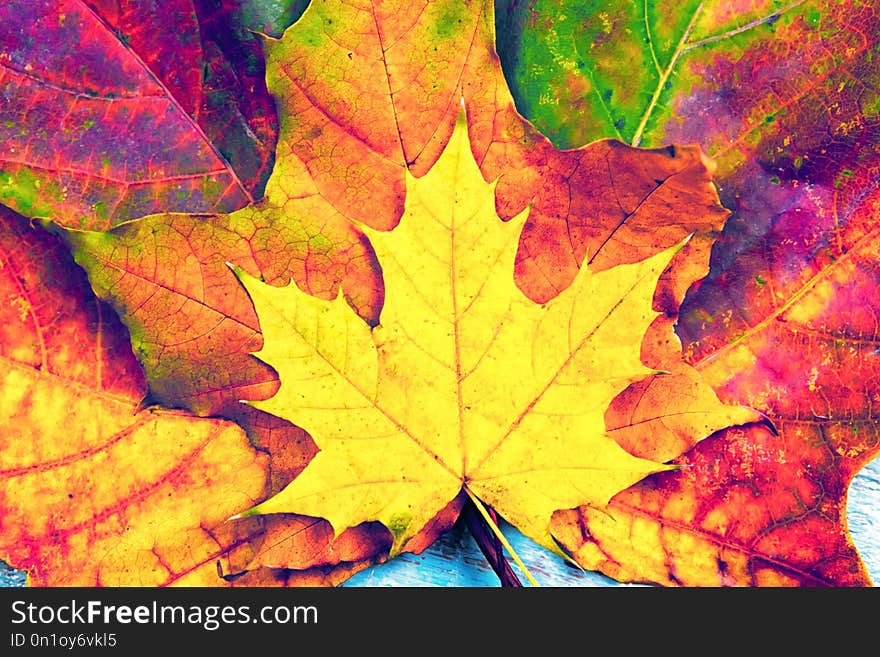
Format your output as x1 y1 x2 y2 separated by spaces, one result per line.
234 115 678 556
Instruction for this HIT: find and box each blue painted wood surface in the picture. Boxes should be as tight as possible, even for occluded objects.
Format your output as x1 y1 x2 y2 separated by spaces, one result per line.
2 456 878 588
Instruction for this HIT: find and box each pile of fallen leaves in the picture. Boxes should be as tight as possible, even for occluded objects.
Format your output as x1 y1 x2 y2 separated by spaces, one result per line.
1 0 877 586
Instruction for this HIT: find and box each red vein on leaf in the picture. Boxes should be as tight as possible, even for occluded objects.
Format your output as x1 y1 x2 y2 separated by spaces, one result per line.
689 225 880 370
2 358 137 405
588 153 676 266
28 427 228 544
711 24 871 160
0 64 152 99
0 160 231 186
601 498 839 587
77 0 254 203
0 412 151 477
0 241 48 371
80 252 260 333
279 70 405 172
368 0 409 169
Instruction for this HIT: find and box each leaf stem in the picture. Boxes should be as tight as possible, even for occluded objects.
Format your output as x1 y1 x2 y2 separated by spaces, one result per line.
463 487 540 587
462 498 523 587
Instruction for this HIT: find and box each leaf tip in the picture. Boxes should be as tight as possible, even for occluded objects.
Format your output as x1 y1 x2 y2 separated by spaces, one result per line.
228 506 259 522
227 261 267 293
